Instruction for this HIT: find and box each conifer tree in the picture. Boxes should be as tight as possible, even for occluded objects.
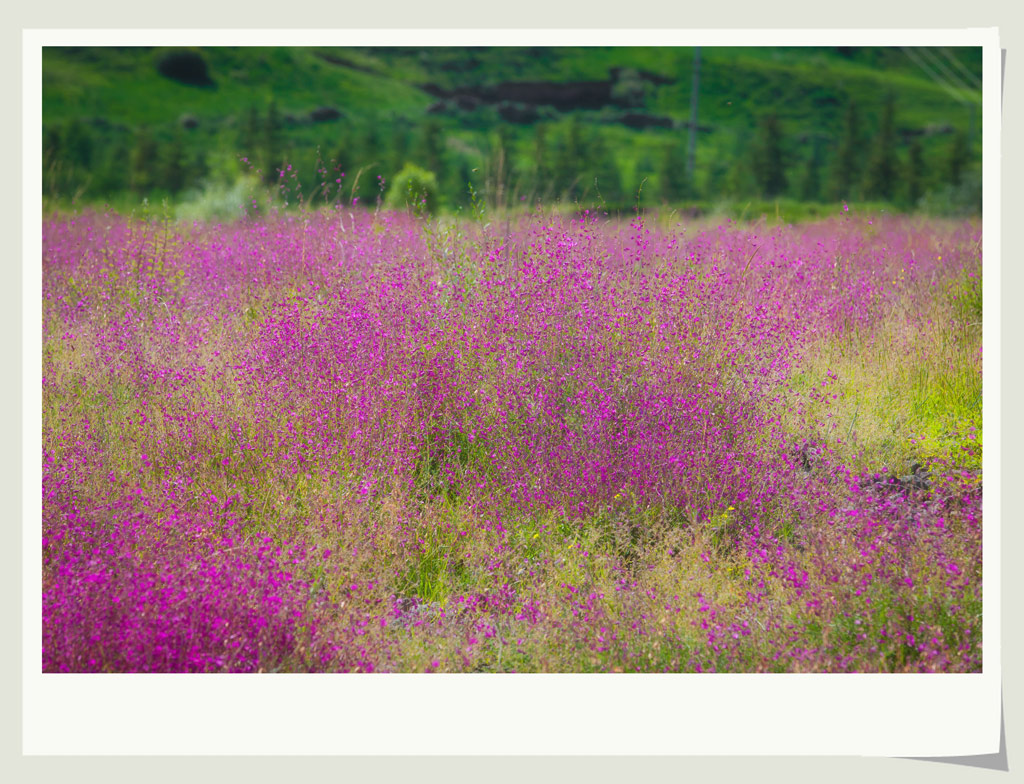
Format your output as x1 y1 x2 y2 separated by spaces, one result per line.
659 136 693 204
486 125 513 209
725 130 757 198
43 126 62 194
751 114 787 197
800 139 824 201
385 128 412 182
829 100 863 201
361 124 381 170
531 124 553 202
453 156 475 208
864 94 897 201
331 135 354 181
241 106 261 169
43 126 61 170
588 132 625 206
95 140 131 195
553 118 584 201
64 120 93 169
905 138 925 207
704 155 729 202
130 127 159 194
414 120 445 178
948 129 969 186
263 101 283 185
162 133 187 194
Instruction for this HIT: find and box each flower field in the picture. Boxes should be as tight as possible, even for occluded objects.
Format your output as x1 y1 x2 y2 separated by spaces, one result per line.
41 206 982 672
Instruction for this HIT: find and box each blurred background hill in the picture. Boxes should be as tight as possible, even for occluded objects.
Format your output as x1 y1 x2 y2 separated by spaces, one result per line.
41 45 983 220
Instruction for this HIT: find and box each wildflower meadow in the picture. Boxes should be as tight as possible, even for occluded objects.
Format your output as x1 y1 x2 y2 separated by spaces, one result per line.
41 202 982 673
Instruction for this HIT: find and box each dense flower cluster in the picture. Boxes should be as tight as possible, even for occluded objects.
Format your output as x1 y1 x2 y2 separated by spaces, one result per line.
42 207 982 672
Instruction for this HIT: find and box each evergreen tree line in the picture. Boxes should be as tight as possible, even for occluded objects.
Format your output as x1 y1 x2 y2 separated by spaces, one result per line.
745 96 975 208
43 96 977 213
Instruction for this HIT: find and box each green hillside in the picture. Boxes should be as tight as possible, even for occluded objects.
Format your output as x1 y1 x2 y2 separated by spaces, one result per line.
41 45 982 218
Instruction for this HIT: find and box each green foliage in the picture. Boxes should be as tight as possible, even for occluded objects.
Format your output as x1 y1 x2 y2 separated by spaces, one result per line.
384 163 440 215
486 125 513 209
799 140 824 201
553 117 585 201
263 101 283 185
63 120 93 169
918 171 982 217
829 100 864 201
864 94 897 200
414 119 445 177
905 139 926 207
610 68 649 108
174 174 264 222
130 127 159 194
659 136 694 203
751 113 787 198
947 129 969 186
587 132 625 206
162 133 188 194
41 46 983 215
240 106 261 167
530 124 554 202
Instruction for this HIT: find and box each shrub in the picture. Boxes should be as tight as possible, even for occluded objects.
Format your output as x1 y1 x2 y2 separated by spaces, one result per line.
384 164 440 215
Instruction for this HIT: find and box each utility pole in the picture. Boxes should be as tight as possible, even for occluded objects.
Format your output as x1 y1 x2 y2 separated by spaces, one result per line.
688 47 701 177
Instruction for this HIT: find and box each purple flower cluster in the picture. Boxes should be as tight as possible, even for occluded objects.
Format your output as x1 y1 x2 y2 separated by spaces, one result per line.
42 207 982 672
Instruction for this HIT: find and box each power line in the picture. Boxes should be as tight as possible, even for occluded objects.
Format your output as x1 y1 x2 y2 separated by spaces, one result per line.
905 46 977 104
916 46 980 99
939 47 982 90
901 46 977 106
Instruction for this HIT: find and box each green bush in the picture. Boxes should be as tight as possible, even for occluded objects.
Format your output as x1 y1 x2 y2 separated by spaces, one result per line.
385 164 440 215
918 171 982 217
175 174 264 222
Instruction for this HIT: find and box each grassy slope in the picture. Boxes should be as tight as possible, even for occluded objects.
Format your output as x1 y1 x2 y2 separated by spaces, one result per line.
42 45 982 210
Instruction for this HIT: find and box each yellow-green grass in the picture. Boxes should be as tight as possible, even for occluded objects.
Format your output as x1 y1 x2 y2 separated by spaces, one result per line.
781 267 981 476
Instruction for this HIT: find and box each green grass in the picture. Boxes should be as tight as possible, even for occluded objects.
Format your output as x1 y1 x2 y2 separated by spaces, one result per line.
43 45 981 215
782 262 982 474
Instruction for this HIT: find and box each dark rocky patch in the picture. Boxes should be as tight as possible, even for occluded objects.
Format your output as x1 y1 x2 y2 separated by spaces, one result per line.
617 112 673 130
497 101 541 124
309 106 342 123
421 79 617 111
156 49 215 88
609 66 675 85
924 122 955 136
387 596 444 630
796 131 832 144
810 92 842 108
454 94 481 111
179 113 199 130
859 463 932 496
798 443 819 474
898 462 932 491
